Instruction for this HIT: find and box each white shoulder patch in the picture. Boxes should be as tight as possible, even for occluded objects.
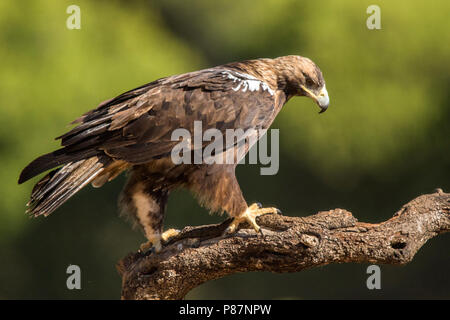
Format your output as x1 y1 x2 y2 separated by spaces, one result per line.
221 71 275 96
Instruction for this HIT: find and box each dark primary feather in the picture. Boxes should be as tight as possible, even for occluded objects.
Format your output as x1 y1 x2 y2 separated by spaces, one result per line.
18 148 99 184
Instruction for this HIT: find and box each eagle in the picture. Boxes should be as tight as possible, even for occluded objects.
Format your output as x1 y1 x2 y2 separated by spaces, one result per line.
19 55 329 251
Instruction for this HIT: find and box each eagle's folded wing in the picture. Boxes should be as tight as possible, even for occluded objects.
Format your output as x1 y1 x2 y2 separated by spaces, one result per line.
55 68 277 166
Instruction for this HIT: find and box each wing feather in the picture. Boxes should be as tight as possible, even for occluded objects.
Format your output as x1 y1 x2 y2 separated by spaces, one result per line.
58 68 278 166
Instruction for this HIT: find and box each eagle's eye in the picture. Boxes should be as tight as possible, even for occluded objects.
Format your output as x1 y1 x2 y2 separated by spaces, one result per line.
305 78 314 87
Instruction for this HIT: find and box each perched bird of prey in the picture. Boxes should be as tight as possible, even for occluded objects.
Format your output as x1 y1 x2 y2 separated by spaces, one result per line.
19 55 329 251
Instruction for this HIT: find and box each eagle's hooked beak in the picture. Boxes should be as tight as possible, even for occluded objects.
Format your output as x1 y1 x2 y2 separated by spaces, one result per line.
300 85 329 113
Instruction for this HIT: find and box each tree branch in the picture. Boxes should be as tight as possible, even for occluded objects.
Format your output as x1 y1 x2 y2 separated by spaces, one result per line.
117 190 450 300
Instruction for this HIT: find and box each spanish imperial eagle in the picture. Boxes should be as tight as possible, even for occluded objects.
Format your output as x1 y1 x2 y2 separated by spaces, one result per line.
19 55 329 251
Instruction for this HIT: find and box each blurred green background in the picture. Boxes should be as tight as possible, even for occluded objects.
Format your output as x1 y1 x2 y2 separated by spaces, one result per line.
0 0 449 299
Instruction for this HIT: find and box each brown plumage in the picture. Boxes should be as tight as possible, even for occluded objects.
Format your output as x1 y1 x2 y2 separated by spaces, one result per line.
19 55 329 251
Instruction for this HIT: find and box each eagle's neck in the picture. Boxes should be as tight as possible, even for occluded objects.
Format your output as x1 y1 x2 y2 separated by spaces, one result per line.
224 57 301 97
224 59 278 89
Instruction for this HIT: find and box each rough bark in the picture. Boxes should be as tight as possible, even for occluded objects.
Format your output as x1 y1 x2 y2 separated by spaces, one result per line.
117 189 450 300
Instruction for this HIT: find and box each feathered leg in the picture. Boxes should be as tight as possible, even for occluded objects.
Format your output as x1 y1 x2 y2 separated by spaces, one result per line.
187 165 280 234
119 169 178 252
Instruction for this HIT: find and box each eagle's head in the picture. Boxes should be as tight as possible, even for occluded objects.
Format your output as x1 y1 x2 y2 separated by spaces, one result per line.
274 55 329 113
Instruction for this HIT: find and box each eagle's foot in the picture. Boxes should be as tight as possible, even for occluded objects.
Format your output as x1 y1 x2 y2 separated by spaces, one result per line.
161 228 181 242
140 236 162 253
139 228 180 253
225 203 280 234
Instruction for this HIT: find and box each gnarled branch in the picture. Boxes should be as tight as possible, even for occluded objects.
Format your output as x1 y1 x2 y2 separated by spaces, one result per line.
117 190 450 300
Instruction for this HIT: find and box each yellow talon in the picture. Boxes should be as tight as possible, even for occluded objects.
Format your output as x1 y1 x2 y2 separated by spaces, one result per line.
140 237 161 253
225 203 280 234
139 228 180 253
161 228 180 242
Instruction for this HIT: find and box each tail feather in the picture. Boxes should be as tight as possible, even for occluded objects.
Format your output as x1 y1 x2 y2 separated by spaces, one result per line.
30 160 82 203
18 148 98 184
27 156 109 217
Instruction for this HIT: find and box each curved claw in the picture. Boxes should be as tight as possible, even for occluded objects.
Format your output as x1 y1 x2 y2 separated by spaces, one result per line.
224 203 280 235
139 228 180 253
